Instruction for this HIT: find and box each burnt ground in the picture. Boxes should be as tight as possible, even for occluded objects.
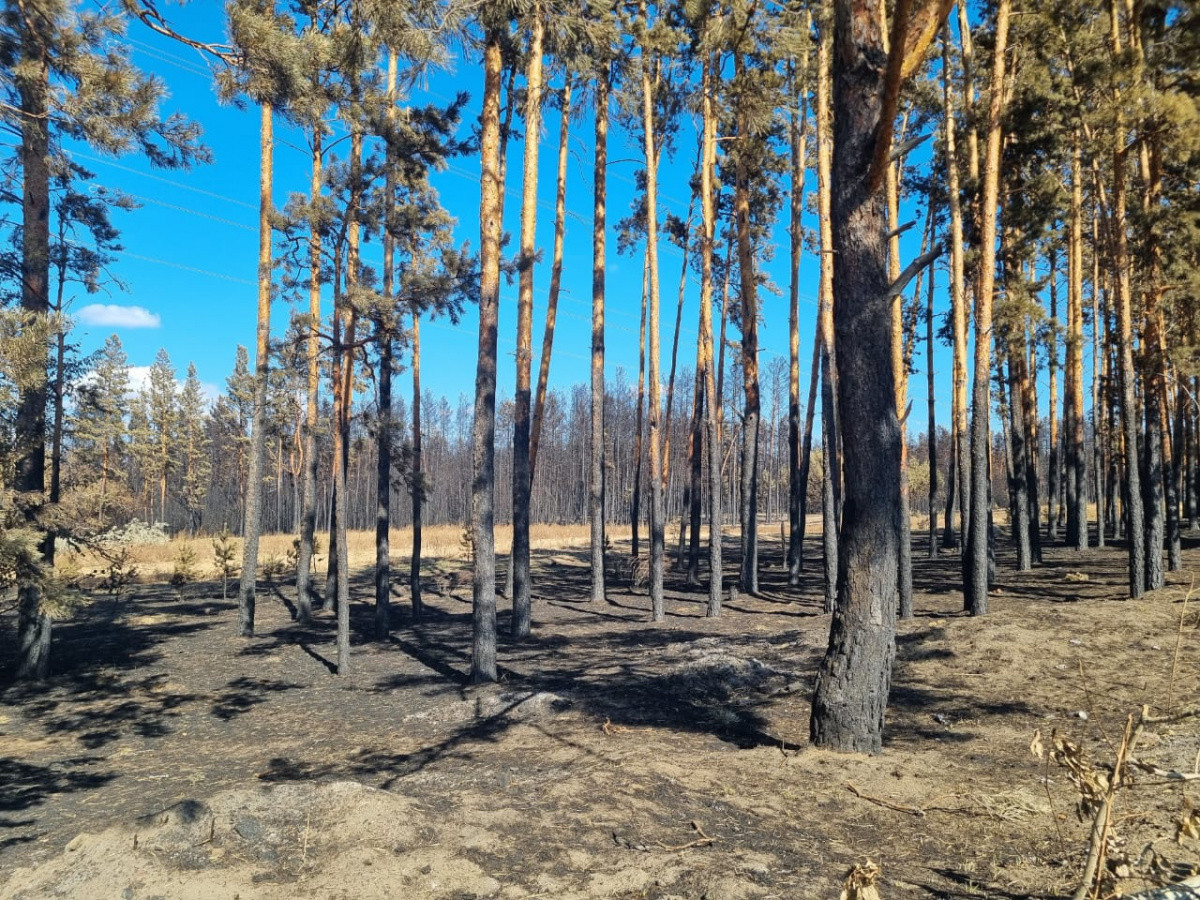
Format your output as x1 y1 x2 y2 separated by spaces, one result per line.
1 531 1198 899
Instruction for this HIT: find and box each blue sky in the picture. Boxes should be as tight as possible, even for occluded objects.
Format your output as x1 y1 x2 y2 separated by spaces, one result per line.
66 3 962 432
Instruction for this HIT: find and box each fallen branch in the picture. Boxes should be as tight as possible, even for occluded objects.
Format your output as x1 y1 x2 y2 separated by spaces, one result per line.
1129 760 1200 782
845 782 926 817
655 821 716 852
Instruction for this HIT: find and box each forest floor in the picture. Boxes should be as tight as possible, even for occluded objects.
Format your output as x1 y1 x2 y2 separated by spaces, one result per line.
2 530 1199 899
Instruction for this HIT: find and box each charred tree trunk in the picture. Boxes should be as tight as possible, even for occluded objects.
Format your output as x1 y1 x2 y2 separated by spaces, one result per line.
470 29 504 682
238 102 274 640
510 9 544 640
589 72 609 606
295 130 323 623
14 29 52 680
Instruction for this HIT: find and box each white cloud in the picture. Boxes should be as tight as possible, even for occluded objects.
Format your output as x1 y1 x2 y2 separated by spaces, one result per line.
77 304 161 329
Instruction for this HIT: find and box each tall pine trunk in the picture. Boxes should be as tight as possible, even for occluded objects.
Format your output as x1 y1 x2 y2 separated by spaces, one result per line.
815 16 839 615
809 0 906 754
735 51 761 598
787 44 810 587
639 10 666 620
410 305 423 620
295 131 322 623
375 50 398 641
1109 0 1145 598
941 29 970 553
511 10 543 640
238 102 274 639
589 73 609 606
1066 132 1089 550
530 79 572 480
14 30 52 680
700 54 723 617
964 0 1009 616
471 29 504 682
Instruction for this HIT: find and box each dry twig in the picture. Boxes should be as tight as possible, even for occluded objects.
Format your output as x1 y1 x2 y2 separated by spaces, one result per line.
845 782 926 817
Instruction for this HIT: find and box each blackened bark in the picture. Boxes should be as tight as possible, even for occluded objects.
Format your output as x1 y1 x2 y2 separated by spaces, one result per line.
410 309 424 621
14 31 52 680
809 0 902 754
295 132 323 623
1144 381 1165 591
238 102 274 639
471 30 503 682
589 73 609 606
375 323 392 640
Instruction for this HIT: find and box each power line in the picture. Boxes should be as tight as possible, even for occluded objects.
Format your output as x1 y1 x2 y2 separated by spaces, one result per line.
123 252 256 286
69 150 258 210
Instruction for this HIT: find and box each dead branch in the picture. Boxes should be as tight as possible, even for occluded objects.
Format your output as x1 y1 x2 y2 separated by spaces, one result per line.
891 132 932 162
655 821 716 852
886 245 943 301
845 781 926 817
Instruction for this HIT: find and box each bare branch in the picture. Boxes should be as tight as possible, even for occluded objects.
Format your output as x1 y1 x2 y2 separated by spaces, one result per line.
886 243 942 301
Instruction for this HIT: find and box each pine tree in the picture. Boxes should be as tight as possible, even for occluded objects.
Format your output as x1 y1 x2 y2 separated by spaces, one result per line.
809 0 954 753
3 0 204 679
72 335 131 527
177 363 212 533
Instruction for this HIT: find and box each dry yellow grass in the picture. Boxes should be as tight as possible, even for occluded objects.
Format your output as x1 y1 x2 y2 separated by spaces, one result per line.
66 523 611 583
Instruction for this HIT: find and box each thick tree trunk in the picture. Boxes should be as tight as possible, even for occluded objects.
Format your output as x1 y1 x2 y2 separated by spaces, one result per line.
963 0 1009 616
471 31 504 682
295 130 323 623
810 0 924 753
511 10 543 640
589 73 609 606
238 102 274 639
14 34 52 680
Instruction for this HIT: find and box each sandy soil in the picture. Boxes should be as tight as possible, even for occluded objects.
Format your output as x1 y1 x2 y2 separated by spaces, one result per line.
2 533 1198 898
